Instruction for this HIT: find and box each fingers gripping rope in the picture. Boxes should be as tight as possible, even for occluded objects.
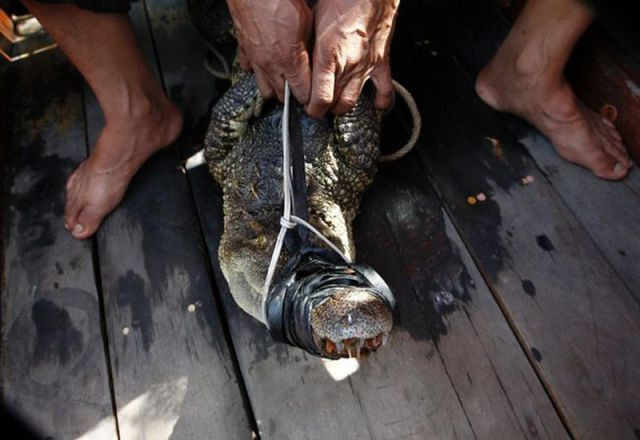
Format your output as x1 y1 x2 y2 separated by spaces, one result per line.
184 73 421 169
262 82 351 305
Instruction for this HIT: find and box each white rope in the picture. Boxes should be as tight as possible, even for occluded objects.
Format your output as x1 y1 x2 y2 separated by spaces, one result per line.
185 149 206 170
262 82 351 299
379 80 422 162
203 40 232 80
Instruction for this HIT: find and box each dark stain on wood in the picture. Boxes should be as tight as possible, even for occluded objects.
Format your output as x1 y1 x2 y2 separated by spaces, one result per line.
2 51 117 438
374 160 475 340
389 2 640 437
116 270 154 352
521 279 536 297
9 151 75 250
535 235 555 252
523 414 539 437
31 298 82 365
388 2 541 281
530 347 542 362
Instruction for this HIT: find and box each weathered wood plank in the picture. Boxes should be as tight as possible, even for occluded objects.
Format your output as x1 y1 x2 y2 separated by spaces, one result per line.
390 2 640 437
414 0 640 313
374 158 567 439
515 132 640 299
82 2 254 438
1 50 117 439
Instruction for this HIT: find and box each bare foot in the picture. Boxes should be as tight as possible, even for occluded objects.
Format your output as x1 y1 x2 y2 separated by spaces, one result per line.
64 97 183 239
476 52 632 180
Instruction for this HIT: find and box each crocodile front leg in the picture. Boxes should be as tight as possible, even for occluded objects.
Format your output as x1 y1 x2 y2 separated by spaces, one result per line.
204 73 263 184
332 95 381 218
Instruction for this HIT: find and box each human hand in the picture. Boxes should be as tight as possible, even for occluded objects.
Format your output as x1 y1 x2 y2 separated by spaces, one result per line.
227 0 313 103
306 0 399 117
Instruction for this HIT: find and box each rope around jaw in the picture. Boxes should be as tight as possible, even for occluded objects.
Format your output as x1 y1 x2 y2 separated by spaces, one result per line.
262 82 351 304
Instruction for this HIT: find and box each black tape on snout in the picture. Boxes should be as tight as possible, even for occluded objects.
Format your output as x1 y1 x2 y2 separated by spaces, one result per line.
266 247 396 357
265 101 395 358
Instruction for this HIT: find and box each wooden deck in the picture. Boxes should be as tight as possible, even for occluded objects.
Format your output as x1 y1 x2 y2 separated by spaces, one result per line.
2 0 639 438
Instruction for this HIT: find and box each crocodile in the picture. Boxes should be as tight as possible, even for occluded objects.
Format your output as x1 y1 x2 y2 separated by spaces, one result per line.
188 0 399 359
203 73 394 359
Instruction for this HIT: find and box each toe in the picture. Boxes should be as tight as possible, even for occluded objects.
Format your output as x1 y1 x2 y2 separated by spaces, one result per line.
64 194 80 232
593 155 628 180
66 169 78 192
602 127 626 155
601 116 615 128
71 222 86 238
603 142 630 168
72 206 103 239
610 128 623 142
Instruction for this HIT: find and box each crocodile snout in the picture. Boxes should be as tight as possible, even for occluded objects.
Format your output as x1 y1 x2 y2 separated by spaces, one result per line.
310 287 393 358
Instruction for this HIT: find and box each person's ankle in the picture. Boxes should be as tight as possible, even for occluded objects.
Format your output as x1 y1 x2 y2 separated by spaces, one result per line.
101 83 169 124
475 66 506 112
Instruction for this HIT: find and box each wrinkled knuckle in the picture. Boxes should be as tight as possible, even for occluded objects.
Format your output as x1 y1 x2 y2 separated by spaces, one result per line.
341 96 358 109
315 94 333 106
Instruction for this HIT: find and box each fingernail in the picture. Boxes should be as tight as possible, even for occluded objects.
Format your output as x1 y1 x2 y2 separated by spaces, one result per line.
64 223 70 230
73 224 84 235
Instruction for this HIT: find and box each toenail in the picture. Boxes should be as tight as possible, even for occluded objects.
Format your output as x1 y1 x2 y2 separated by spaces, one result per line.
73 224 85 235
614 163 625 174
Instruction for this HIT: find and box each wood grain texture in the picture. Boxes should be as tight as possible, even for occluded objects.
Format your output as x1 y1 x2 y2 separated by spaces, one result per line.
413 0 640 324
374 159 567 440
83 2 253 439
390 2 640 437
1 51 117 439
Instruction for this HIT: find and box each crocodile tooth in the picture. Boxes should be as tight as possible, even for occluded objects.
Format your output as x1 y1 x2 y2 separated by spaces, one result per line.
335 340 344 353
325 340 336 354
382 333 389 346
